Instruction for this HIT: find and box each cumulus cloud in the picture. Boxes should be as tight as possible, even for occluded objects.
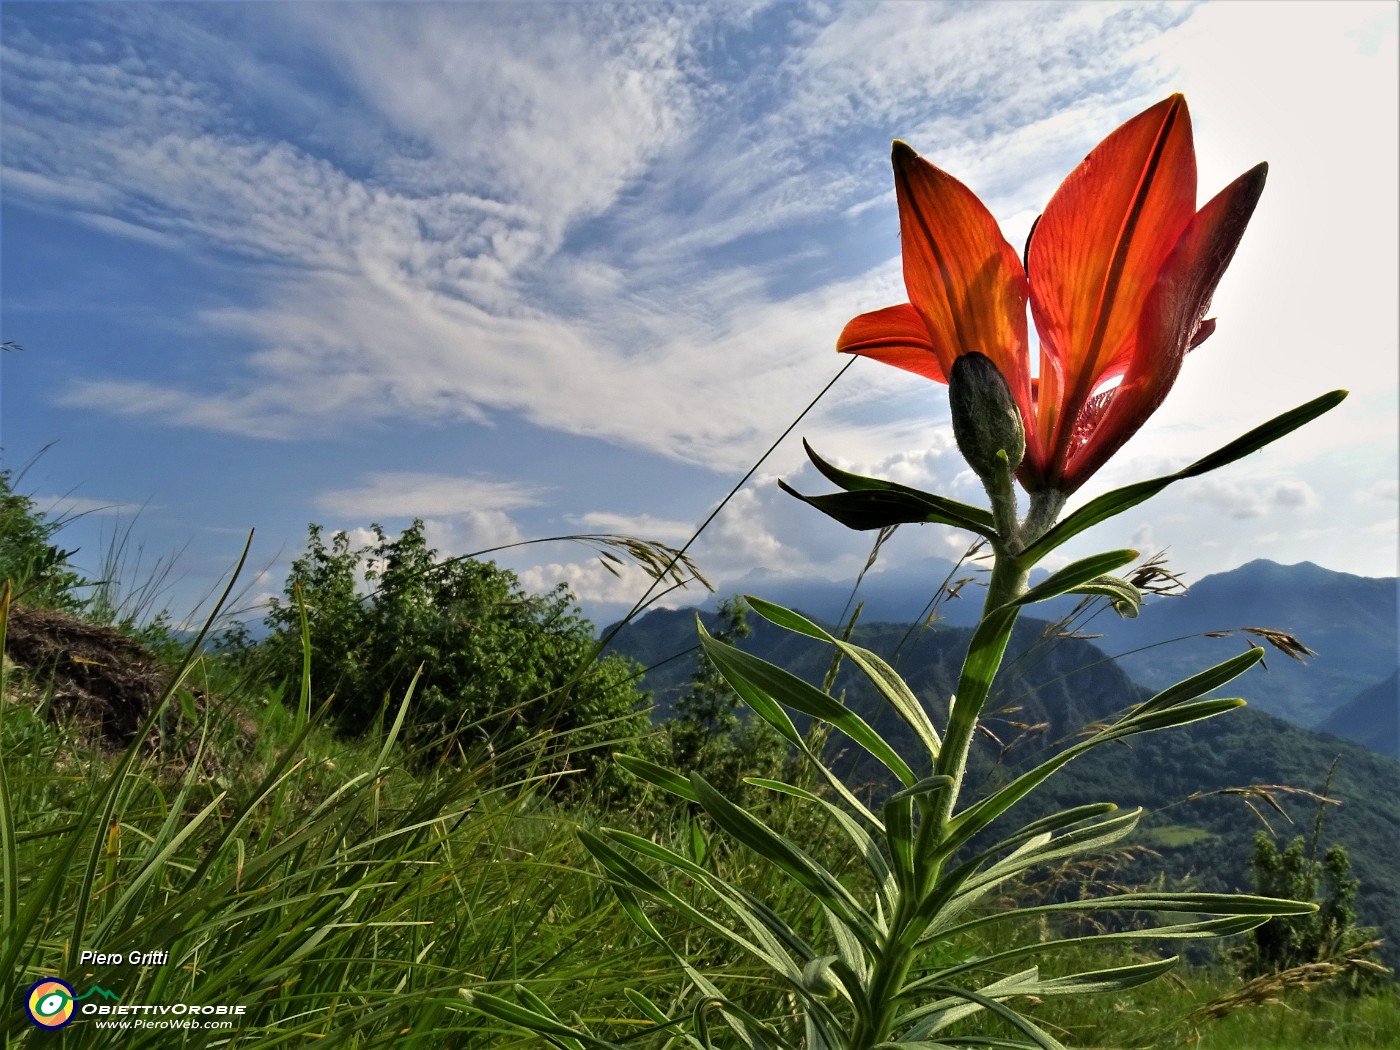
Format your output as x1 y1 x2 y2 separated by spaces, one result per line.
1182 477 1321 521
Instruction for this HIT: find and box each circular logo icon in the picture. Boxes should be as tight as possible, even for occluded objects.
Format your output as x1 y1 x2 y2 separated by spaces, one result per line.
27 979 76 1029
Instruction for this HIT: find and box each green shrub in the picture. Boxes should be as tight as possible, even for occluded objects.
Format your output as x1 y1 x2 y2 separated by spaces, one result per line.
259 519 652 797
0 467 86 610
1241 831 1388 991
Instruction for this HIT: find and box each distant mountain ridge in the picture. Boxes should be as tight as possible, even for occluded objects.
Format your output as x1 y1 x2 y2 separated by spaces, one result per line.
1318 671 1400 758
667 558 1397 749
604 603 1400 969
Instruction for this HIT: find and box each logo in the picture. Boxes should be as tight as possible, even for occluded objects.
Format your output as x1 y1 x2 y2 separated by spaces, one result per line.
25 981 121 1029
26 980 76 1029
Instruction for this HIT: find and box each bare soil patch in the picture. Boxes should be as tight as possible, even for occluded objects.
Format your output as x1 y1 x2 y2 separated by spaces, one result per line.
3 603 250 766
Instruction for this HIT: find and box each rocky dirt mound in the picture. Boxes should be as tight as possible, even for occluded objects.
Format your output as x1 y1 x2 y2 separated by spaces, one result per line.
3 603 240 764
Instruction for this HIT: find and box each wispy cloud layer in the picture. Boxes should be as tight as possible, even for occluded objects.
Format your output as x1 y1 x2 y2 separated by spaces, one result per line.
3 3 1227 465
3 1 1396 608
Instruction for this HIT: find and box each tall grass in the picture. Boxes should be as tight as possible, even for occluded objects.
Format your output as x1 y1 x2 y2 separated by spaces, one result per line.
2 539 1396 1048
5 596 1397 1049
1 570 786 1047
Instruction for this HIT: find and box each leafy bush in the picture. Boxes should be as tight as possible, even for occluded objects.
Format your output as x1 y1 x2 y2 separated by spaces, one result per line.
0 467 86 610
1241 831 1388 990
260 520 652 797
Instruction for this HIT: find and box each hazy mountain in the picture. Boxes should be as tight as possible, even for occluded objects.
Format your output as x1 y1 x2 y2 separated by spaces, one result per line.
1086 560 1397 728
606 605 1400 968
676 558 1397 741
1316 671 1400 758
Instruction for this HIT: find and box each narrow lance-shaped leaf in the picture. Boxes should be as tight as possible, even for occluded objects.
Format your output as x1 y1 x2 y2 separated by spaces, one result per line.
748 777 897 909
1133 647 1263 717
613 753 701 803
699 622 917 787
898 958 1177 1038
779 482 995 538
948 692 1246 848
601 827 826 980
802 440 996 533
1009 549 1139 607
461 989 620 1050
1025 391 1347 560
690 774 880 951
745 596 942 765
1065 574 1142 617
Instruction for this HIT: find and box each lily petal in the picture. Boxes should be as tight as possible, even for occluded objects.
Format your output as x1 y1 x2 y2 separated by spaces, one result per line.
891 141 1029 398
1029 94 1197 469
837 302 947 382
1061 162 1269 489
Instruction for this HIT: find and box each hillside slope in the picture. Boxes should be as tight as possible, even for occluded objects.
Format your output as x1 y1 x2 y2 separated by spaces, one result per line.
1316 671 1400 758
608 605 1400 967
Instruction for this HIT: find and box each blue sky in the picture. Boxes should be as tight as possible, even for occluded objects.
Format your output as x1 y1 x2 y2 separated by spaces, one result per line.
2 1 1397 630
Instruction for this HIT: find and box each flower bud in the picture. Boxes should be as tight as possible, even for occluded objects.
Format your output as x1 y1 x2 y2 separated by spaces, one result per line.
949 352 1026 481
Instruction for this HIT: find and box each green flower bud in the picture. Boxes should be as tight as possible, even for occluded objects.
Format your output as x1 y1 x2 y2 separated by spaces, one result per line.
949 352 1026 482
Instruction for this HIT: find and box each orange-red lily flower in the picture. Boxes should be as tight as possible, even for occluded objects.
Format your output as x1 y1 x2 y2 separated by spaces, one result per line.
838 95 1267 495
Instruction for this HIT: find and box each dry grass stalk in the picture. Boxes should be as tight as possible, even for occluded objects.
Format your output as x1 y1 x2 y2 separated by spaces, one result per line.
1184 783 1339 833
1190 940 1392 1022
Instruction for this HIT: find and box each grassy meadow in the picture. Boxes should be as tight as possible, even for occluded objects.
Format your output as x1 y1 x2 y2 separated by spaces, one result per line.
2 470 1397 1048
4 611 1397 1048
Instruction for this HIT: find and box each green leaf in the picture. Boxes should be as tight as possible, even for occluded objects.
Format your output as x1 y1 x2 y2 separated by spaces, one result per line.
940 603 1020 773
801 441 996 534
1133 648 1263 717
821 906 872 991
1025 956 1180 995
1010 550 1139 607
746 596 942 764
911 984 1068 1050
613 753 701 803
958 890 1317 929
886 774 955 807
914 808 1140 941
972 809 1141 888
899 958 1177 1038
884 792 918 897
907 915 1274 1015
747 778 896 907
601 827 822 976
577 831 710 948
461 988 618 1049
1118 697 1246 734
948 695 1243 849
779 482 996 538
1025 391 1346 560
690 774 880 950
1065 574 1142 617
1177 390 1348 478
699 622 917 787
582 829 810 988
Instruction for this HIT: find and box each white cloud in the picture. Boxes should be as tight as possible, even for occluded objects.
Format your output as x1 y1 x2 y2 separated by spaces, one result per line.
572 511 696 546
1358 478 1400 504
3 1 1395 602
421 513 526 558
517 557 706 611
1172 477 1321 521
316 473 541 519
2 2 1239 473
